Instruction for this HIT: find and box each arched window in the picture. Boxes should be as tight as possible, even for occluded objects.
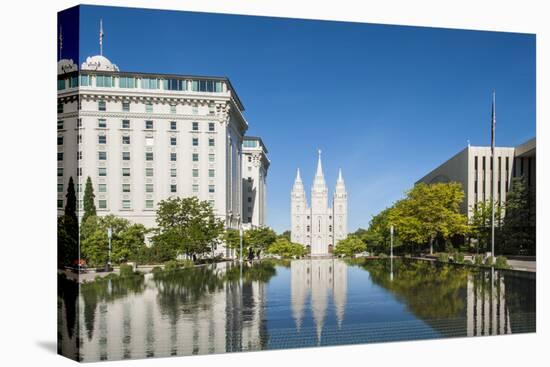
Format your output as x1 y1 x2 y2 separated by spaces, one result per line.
329 225 332 232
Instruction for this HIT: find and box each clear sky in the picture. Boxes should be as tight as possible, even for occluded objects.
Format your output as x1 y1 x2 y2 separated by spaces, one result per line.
71 5 536 234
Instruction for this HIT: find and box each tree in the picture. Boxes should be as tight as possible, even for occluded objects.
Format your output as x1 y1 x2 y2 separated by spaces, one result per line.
502 176 535 254
80 215 147 267
244 226 277 258
224 228 242 257
388 182 469 254
279 230 291 241
470 200 504 253
152 197 225 259
267 238 307 258
334 235 366 257
58 176 79 267
82 177 96 225
360 207 402 254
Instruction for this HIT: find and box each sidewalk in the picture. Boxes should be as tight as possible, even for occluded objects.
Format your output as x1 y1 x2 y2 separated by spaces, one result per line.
508 259 536 272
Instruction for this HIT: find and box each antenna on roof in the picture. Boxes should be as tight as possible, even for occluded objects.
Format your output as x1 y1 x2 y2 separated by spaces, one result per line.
99 19 104 56
59 26 63 60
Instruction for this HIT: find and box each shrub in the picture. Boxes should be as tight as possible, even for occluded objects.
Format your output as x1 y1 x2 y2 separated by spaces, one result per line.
437 253 449 263
164 260 181 271
454 252 464 264
180 259 195 268
119 263 135 277
485 256 494 266
463 259 473 265
378 253 388 259
151 266 162 274
495 256 510 269
474 255 484 266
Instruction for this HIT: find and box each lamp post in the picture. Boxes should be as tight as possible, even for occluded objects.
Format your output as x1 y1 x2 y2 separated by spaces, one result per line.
107 226 112 272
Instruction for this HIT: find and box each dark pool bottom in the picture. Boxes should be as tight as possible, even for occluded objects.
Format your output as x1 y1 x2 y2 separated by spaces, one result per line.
58 258 536 362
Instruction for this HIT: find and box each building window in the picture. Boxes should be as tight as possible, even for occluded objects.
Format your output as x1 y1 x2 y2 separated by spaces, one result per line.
170 121 177 130
122 119 130 129
170 169 177 177
57 199 63 209
57 183 63 193
98 184 107 193
482 156 486 170
209 138 215 147
192 169 199 178
145 120 154 129
122 152 130 160
192 122 199 131
96 75 114 88
98 167 107 177
80 74 90 86
98 200 107 209
57 102 64 113
209 169 215 178
209 185 215 193
57 168 63 177
209 154 215 162
474 156 478 170
119 77 136 89
145 168 154 177
98 151 107 160
170 137 177 146
98 119 107 128
164 78 186 91
122 200 131 210
98 135 107 144
98 100 106 111
122 168 130 177
145 200 154 209
145 102 153 113
170 105 177 114
77 134 82 144
77 118 82 128
247 197 252 203
208 122 215 131
57 136 63 145
57 120 64 130
122 101 131 112
77 167 82 176
122 136 130 144
192 153 199 162
170 153 177 161
170 184 177 193
141 78 159 89
145 152 154 161
192 184 199 193
122 184 131 193
145 184 154 193
192 137 199 146
208 200 215 207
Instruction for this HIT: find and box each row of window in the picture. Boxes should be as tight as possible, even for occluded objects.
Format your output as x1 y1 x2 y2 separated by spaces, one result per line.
58 74 225 93
94 167 216 178
92 134 216 147
58 198 215 210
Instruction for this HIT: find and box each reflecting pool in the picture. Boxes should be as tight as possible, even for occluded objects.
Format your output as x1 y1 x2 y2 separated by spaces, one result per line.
58 259 536 362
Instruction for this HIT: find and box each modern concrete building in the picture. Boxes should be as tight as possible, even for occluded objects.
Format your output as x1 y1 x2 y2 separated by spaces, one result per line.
417 138 536 218
291 151 348 256
241 137 270 229
57 49 268 257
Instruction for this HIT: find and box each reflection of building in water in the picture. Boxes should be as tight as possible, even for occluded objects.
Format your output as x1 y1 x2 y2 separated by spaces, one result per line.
75 262 267 361
466 270 511 337
291 259 348 343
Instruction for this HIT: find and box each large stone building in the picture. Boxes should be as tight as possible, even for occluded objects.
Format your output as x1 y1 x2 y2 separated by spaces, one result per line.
242 136 270 229
417 137 536 218
290 151 348 256
57 49 269 256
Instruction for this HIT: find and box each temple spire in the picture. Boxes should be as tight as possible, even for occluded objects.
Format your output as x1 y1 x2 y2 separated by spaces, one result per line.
295 168 302 183
316 149 324 178
337 168 343 182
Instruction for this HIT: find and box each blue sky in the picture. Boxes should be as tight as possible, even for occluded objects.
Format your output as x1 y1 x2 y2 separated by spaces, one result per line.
70 5 535 233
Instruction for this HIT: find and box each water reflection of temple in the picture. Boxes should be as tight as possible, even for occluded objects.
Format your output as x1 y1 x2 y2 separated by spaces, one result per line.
291 259 348 343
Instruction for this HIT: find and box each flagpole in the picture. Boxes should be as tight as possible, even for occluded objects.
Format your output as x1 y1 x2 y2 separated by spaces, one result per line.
491 91 496 260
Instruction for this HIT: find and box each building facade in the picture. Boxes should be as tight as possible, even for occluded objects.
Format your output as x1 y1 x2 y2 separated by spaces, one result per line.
417 138 536 218
241 137 270 229
290 151 348 256
57 53 262 256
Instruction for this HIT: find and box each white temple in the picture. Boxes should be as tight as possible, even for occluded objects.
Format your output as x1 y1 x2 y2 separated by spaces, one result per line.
291 151 348 256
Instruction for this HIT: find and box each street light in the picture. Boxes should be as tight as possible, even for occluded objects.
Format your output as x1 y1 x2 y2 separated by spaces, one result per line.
107 226 112 272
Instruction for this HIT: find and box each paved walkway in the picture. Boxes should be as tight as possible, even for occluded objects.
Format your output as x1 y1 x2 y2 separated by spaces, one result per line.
508 259 536 272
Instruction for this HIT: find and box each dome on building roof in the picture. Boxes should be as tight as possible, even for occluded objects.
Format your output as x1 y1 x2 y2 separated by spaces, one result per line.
81 55 119 72
57 59 78 75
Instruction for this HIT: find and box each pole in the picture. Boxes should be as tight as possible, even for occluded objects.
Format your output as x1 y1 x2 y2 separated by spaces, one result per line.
107 227 112 271
239 225 243 263
390 225 394 281
491 91 496 260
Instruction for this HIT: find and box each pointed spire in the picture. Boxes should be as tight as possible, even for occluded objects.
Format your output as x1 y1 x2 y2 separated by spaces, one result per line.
316 149 323 177
295 168 302 183
337 168 343 182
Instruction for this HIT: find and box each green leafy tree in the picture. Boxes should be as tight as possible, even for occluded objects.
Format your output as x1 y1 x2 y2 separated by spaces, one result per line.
361 207 402 254
82 177 96 225
267 238 307 258
502 176 535 254
279 230 291 241
80 215 147 267
152 197 225 259
58 176 79 267
334 235 366 257
470 200 504 253
224 228 242 257
388 182 469 254
244 226 277 258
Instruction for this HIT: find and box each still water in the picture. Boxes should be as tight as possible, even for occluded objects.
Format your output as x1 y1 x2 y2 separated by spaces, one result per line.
58 259 536 362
